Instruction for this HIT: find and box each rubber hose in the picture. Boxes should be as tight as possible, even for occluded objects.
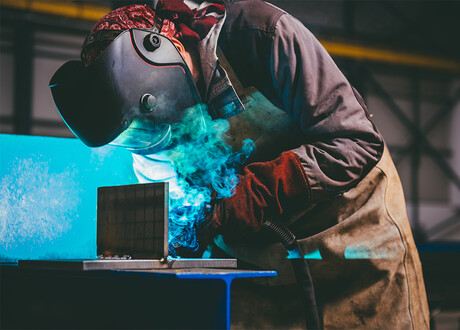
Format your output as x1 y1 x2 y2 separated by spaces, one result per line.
263 220 321 329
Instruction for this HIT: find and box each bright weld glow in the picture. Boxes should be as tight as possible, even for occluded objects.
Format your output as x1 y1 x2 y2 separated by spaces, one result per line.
287 248 322 260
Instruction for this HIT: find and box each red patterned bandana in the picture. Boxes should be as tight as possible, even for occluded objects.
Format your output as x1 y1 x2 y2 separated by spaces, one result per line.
82 1 225 66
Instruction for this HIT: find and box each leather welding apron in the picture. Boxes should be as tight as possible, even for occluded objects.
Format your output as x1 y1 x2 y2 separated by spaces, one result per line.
212 55 430 329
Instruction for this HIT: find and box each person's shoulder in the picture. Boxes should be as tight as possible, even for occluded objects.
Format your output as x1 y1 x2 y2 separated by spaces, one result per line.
222 0 286 34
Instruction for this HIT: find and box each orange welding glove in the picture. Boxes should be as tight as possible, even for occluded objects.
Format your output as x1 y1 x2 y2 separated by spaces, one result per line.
199 151 311 244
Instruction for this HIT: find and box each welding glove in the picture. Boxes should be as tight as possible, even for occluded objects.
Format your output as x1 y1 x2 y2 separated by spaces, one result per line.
199 151 311 244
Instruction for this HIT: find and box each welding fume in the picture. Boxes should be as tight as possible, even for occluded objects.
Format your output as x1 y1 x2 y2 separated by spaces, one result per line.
49 1 430 328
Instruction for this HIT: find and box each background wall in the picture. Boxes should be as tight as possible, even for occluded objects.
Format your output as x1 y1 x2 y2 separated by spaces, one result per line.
1 0 459 328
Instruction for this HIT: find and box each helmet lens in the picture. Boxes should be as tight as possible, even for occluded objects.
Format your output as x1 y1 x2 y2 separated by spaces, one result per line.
109 118 171 154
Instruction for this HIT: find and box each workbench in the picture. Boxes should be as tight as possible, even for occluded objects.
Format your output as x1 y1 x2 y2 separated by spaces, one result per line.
1 264 276 329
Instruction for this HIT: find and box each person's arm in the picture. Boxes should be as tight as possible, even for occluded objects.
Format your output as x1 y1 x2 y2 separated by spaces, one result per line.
269 13 384 202
201 11 383 243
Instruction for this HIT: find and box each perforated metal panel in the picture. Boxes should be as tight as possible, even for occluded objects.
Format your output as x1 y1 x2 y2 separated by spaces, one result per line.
97 182 168 259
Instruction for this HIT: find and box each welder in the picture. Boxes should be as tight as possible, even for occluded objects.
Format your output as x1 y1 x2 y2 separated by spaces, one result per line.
50 0 430 328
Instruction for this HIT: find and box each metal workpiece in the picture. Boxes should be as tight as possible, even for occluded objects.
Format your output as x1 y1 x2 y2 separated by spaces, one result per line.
97 182 169 259
18 181 241 272
18 258 238 271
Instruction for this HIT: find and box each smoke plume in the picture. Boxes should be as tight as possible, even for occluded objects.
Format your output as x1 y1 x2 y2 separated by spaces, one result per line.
165 104 254 256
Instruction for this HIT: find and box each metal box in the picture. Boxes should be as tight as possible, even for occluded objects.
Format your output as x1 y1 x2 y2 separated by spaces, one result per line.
97 182 168 259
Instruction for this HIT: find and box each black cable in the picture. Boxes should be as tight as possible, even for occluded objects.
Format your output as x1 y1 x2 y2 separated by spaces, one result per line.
263 219 321 330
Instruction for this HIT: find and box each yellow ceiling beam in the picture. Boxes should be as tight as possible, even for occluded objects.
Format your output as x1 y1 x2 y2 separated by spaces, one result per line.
2 0 460 73
0 0 110 22
321 40 460 73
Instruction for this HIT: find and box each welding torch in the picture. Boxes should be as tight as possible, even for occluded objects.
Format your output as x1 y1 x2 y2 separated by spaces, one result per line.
263 219 321 330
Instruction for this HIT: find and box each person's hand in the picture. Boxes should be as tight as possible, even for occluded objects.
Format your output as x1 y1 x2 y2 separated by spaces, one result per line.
199 151 312 242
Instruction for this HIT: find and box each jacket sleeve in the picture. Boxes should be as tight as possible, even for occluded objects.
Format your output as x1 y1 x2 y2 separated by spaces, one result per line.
269 13 384 201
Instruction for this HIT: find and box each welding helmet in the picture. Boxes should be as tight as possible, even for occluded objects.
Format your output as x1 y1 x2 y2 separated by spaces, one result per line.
49 28 202 154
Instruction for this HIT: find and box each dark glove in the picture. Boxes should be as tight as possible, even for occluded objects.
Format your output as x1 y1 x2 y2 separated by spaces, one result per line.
199 151 311 243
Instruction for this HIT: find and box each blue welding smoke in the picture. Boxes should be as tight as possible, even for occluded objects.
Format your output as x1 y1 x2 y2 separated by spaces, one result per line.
164 105 254 256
